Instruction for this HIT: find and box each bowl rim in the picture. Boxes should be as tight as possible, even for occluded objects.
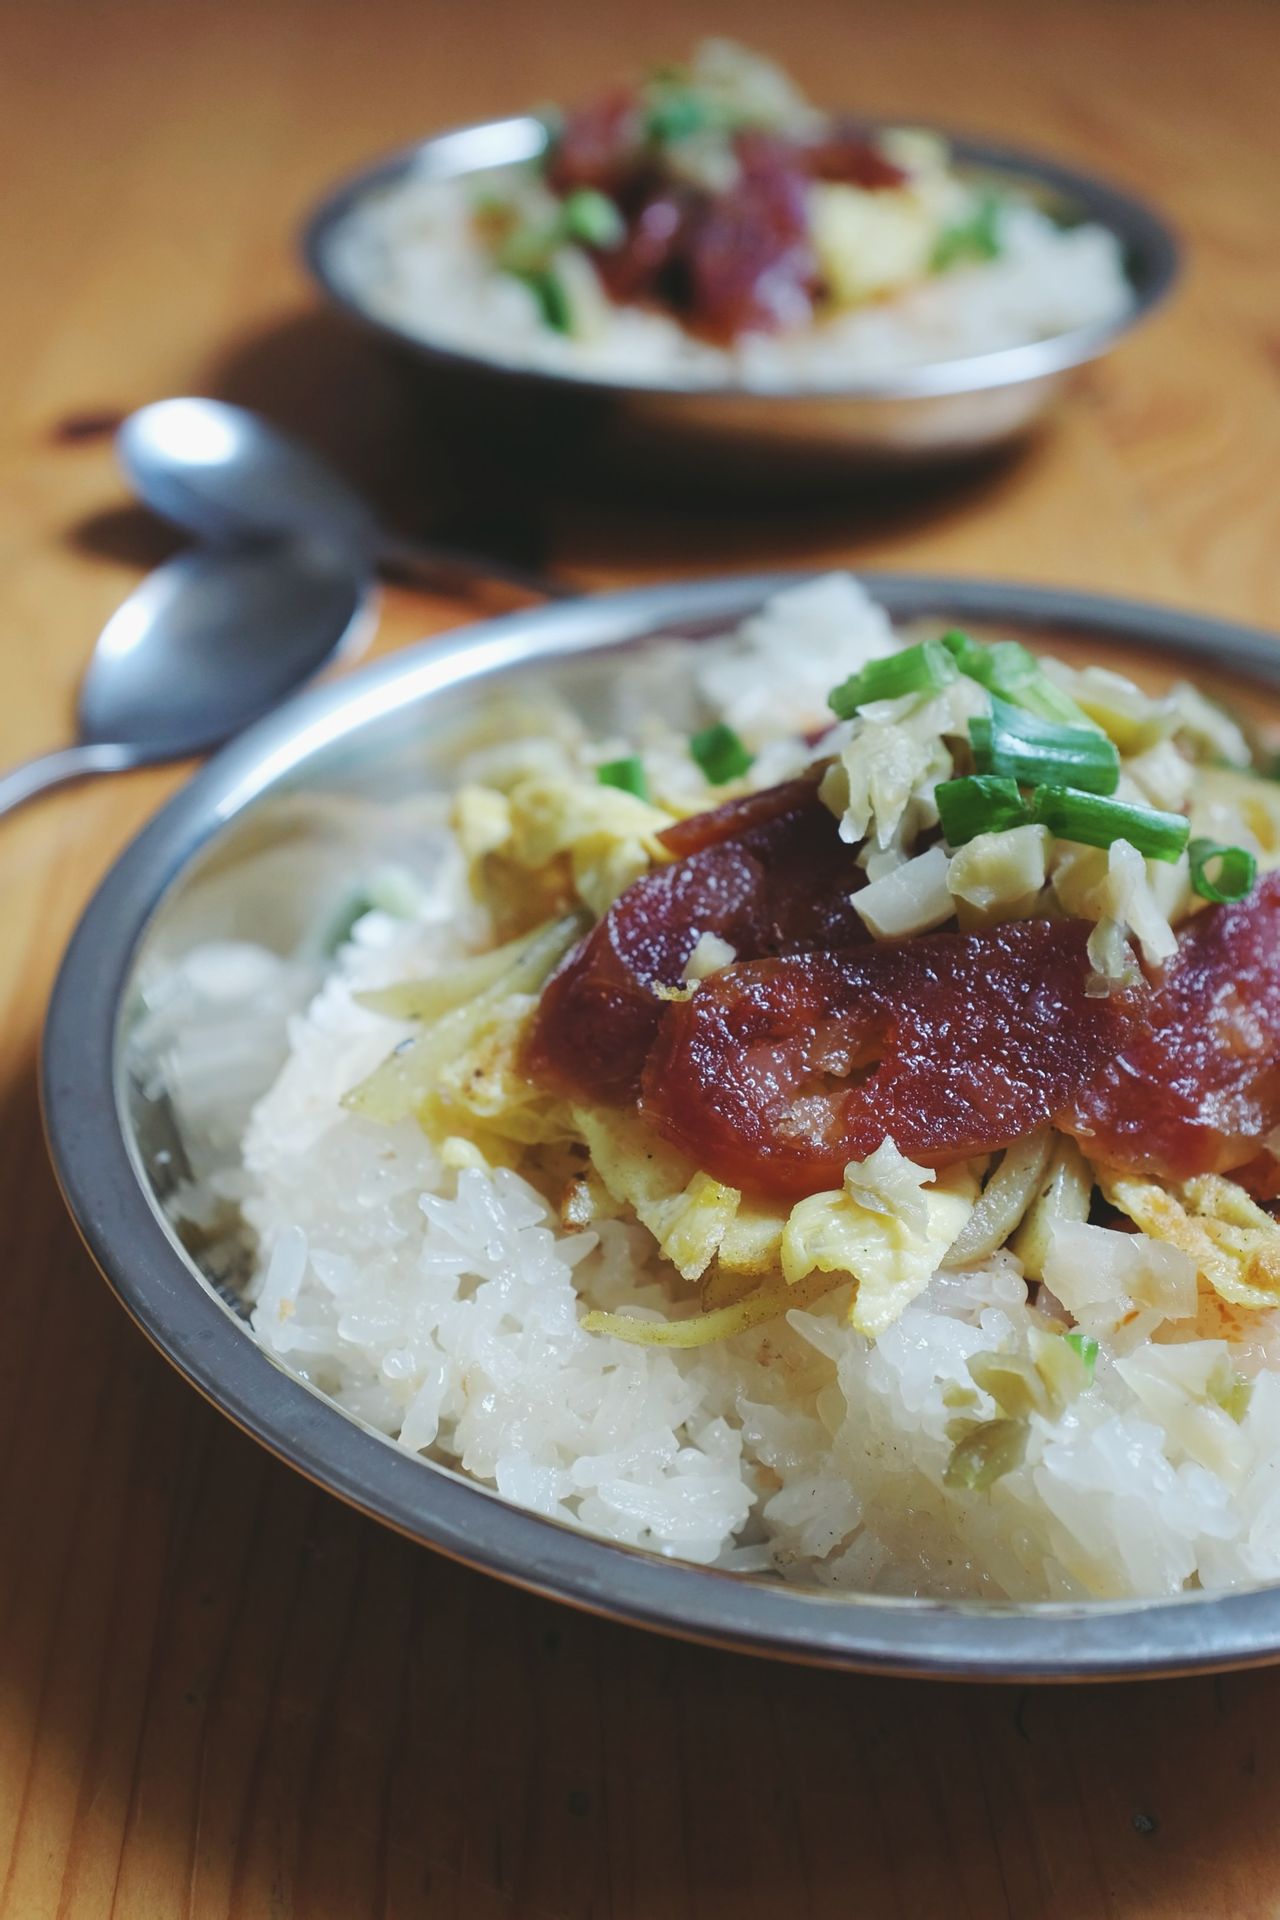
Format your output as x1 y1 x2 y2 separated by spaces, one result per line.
42 569 1280 1682
299 113 1180 404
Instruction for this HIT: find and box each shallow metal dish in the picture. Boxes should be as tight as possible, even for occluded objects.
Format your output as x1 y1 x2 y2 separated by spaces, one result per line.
43 573 1280 1680
302 117 1178 479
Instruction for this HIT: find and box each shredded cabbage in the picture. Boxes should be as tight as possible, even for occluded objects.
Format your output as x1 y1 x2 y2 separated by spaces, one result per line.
947 824 1050 919
943 1130 1053 1267
854 843 954 939
582 1267 848 1348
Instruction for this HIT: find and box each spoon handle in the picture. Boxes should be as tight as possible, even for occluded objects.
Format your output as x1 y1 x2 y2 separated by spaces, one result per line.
0 742 143 820
378 534 579 602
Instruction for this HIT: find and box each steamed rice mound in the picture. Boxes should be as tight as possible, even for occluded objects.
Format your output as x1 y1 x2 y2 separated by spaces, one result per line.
148 576 1280 1603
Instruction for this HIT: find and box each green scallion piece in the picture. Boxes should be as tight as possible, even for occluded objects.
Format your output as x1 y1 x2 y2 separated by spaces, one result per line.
519 266 573 332
1030 786 1190 862
559 187 625 249
934 775 1030 847
689 723 753 786
1063 1332 1099 1380
645 88 712 144
970 697 1120 795
597 755 650 800
940 629 1095 728
828 638 958 719
1188 837 1257 904
931 190 1002 271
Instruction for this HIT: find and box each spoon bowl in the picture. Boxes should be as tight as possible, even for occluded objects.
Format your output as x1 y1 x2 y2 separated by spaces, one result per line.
118 400 379 562
79 543 371 755
0 543 371 818
118 397 566 601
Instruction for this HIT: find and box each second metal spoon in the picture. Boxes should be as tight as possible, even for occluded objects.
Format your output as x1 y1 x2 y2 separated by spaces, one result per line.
118 397 567 601
0 542 370 819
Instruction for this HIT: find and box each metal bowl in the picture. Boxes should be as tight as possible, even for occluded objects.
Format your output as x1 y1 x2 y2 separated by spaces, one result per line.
43 573 1280 1681
301 117 1179 480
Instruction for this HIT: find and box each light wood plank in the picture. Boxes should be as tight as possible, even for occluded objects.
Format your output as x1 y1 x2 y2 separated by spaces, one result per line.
2 3 1279 1914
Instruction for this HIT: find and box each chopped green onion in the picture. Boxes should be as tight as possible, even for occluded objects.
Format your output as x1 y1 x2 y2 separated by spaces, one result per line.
935 774 1029 847
689 723 753 786
597 755 650 800
514 265 573 332
931 190 1002 271
943 1416 1027 1492
940 630 1095 729
828 639 958 719
559 187 625 249
495 218 581 331
1188 837 1257 904
1030 786 1190 862
645 87 713 144
317 866 424 958
970 697 1120 795
1063 1332 1099 1380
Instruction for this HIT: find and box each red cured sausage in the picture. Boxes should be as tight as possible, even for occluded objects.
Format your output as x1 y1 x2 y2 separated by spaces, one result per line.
679 135 818 340
641 921 1142 1199
546 90 642 195
657 773 824 858
795 122 908 189
1065 870 1280 1180
523 778 867 1104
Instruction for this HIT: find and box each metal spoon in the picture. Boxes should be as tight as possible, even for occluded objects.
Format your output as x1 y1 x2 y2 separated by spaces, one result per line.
118 397 569 601
0 542 369 818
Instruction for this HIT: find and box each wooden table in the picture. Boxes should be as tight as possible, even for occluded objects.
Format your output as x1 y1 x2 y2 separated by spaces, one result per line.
4 1 1280 1912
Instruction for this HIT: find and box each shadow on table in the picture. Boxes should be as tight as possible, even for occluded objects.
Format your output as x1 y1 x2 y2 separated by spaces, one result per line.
65 303 1030 591
4 1032 1275 1919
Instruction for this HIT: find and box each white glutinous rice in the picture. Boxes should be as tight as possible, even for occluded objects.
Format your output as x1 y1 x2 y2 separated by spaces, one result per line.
143 581 1280 1604
330 176 1132 390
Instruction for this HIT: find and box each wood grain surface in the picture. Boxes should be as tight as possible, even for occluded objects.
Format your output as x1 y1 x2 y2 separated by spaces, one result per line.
4 1 1280 1914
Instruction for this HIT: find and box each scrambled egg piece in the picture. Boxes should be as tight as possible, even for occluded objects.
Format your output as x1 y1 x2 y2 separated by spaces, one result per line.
455 776 675 925
811 182 936 305
1102 1170 1280 1311
781 1140 978 1336
569 1113 978 1337
572 1106 745 1282
571 1106 808 1289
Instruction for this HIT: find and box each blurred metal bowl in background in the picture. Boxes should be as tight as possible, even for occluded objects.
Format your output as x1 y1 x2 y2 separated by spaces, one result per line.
42 573 1280 1681
301 118 1179 485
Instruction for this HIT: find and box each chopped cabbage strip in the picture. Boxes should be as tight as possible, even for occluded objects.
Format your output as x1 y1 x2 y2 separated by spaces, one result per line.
344 916 582 1129
1010 1137 1093 1280
583 1268 849 1349
357 912 587 1023
943 1129 1053 1268
947 824 1050 919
